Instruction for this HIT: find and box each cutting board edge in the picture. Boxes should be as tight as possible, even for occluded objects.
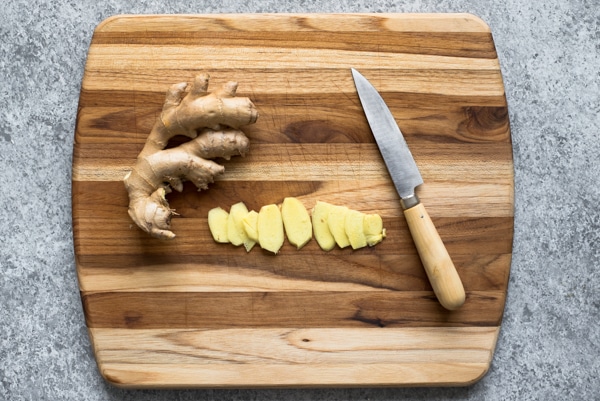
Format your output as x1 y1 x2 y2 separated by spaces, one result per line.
99 368 494 390
90 326 500 389
74 12 512 389
93 12 492 34
96 363 496 389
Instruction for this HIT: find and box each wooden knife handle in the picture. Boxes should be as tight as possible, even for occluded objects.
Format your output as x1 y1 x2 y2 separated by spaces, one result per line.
404 202 466 310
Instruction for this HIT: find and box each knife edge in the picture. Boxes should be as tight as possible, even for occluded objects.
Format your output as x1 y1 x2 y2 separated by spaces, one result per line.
351 68 423 207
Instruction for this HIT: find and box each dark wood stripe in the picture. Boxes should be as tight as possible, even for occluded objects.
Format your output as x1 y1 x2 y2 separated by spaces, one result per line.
73 216 513 257
72 178 513 214
82 290 505 329
91 31 497 59
78 88 507 109
75 104 510 145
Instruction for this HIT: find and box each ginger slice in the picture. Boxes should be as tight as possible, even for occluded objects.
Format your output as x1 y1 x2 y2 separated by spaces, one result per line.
311 201 336 251
364 213 386 247
344 209 368 250
242 210 259 243
257 204 285 254
327 205 351 248
207 207 229 243
281 197 312 250
227 202 252 249
209 200 386 253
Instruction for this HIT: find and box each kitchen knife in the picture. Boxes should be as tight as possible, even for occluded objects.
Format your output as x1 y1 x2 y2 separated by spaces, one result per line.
351 68 465 310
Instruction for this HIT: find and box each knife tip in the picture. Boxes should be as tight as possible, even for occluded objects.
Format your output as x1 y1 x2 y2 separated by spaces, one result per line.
350 68 362 80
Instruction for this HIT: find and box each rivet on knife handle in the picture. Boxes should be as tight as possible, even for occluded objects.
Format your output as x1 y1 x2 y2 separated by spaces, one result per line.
402 196 465 310
351 68 465 310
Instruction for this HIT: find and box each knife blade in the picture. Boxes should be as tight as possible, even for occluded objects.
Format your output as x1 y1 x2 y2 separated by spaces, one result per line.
351 68 465 310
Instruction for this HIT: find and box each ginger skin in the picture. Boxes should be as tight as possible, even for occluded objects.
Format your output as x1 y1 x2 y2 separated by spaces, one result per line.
124 73 258 240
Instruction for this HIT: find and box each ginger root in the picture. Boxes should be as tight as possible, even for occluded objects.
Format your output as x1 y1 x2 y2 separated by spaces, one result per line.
124 73 258 239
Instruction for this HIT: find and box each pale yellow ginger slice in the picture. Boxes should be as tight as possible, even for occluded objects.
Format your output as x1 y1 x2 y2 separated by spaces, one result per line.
344 209 368 250
364 213 386 247
243 237 256 252
281 197 312 249
207 207 229 243
328 205 351 248
311 201 336 251
258 204 284 254
211 200 384 253
227 202 250 247
243 230 257 252
242 210 259 242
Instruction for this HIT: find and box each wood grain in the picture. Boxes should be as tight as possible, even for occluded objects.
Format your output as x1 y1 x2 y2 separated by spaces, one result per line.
72 13 513 388
89 326 499 387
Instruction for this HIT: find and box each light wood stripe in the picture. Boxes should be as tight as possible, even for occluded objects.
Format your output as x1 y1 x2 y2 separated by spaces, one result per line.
91 327 498 365
72 149 513 182
72 142 514 176
77 253 511 293
96 13 492 34
80 69 504 96
93 324 499 387
86 45 501 75
98 361 492 388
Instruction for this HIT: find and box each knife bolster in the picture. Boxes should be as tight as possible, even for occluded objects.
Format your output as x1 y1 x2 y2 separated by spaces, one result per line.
400 194 420 210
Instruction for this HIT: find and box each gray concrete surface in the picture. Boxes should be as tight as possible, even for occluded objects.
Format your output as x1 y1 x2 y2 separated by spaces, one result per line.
1 0 598 400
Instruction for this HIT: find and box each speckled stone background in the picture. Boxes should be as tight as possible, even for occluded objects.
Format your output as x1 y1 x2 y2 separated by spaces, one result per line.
1 0 598 399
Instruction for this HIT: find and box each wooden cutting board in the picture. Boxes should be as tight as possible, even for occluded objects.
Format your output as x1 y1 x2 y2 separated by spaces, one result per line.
72 13 513 388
